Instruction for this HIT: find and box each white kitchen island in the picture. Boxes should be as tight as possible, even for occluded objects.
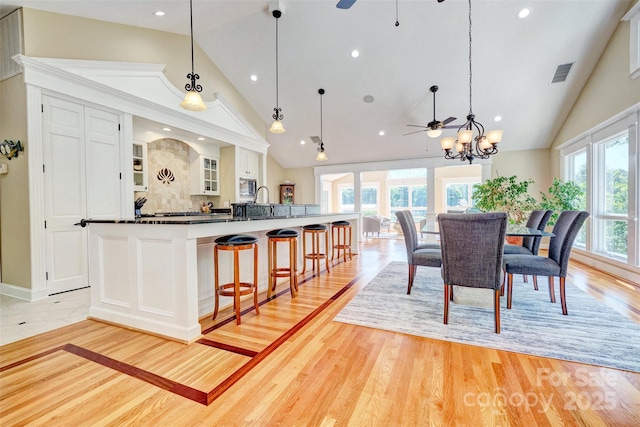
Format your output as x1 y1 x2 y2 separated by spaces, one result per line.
85 213 360 343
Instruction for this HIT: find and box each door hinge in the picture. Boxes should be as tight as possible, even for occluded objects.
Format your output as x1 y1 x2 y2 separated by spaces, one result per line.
46 272 48 281
43 164 45 173
44 220 47 229
119 172 122 179
41 104 44 113
118 124 121 131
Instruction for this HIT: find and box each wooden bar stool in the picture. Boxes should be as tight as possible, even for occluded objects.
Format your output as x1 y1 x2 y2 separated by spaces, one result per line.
267 229 299 298
301 224 330 276
331 220 353 263
213 234 259 325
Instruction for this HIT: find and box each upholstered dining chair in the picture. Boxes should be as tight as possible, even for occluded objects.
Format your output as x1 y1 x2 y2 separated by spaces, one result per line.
395 210 441 294
503 210 589 315
503 209 553 290
438 212 508 333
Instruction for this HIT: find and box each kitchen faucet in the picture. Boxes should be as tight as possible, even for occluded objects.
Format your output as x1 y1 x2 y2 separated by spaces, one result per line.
253 185 269 204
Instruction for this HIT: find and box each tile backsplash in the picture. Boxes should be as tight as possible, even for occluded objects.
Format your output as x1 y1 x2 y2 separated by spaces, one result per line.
134 138 218 214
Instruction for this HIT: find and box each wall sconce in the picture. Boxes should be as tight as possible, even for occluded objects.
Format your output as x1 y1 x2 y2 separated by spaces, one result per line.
0 140 23 160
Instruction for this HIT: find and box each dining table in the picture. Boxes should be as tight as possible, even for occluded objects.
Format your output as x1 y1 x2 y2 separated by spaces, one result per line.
421 222 555 238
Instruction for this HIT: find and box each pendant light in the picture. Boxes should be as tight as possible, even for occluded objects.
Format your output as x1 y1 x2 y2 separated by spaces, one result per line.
180 0 207 111
269 9 286 133
316 89 328 161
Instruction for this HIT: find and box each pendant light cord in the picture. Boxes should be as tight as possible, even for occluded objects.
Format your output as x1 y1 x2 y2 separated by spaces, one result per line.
275 13 279 109
320 91 323 142
468 0 473 116
189 0 195 76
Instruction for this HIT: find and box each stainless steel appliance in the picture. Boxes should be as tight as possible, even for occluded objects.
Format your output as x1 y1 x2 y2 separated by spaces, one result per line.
239 177 257 198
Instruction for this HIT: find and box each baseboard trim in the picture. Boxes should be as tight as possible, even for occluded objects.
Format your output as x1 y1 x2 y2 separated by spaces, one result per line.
571 251 640 286
0 282 49 301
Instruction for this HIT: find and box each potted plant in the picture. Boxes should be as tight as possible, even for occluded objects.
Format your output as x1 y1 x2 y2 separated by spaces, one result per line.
538 178 583 225
471 175 538 225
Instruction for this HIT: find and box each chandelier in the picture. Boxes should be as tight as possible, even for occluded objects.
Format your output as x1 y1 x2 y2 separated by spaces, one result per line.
439 0 502 164
269 9 286 134
180 0 207 111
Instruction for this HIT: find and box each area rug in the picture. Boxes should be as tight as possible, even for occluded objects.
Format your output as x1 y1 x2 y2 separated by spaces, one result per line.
334 262 640 373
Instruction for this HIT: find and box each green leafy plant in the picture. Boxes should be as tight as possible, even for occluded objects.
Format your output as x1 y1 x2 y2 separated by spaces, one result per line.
538 178 583 225
472 175 538 224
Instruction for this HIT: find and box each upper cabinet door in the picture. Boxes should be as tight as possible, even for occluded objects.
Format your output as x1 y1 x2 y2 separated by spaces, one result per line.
190 151 220 195
239 148 260 177
133 141 148 191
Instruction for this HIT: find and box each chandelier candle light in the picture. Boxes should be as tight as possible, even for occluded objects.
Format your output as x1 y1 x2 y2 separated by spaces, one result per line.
439 0 502 163
269 9 286 134
180 0 207 111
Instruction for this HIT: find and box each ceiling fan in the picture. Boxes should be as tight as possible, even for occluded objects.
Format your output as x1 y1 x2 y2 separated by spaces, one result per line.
337 0 445 9
404 85 457 138
336 0 357 9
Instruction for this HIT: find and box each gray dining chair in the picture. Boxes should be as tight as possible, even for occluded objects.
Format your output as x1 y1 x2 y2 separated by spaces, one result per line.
503 210 589 315
503 209 553 290
395 211 441 294
438 212 508 333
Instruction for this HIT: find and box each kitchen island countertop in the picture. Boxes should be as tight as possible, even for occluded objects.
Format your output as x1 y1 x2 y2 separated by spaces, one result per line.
86 212 361 343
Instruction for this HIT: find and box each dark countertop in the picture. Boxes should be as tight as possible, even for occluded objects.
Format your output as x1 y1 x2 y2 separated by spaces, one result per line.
81 213 348 226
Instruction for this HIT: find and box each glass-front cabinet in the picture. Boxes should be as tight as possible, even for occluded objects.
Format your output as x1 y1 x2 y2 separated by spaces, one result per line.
133 141 148 191
190 153 220 195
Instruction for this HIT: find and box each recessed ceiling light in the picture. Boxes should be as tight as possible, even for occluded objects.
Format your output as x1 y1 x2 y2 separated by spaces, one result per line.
162 127 172 132
154 11 165 17
300 140 306 145
351 50 360 58
363 95 374 103
250 75 258 81
494 115 502 122
379 131 385 136
517 8 531 19
197 137 205 141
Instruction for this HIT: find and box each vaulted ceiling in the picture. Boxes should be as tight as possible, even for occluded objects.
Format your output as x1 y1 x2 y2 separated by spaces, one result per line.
1 0 632 168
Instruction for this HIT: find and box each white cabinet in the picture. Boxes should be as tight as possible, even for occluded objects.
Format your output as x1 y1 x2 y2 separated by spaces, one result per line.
191 152 220 195
238 148 260 178
133 141 148 191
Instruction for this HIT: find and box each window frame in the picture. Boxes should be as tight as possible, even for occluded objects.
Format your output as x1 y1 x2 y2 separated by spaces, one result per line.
559 107 639 275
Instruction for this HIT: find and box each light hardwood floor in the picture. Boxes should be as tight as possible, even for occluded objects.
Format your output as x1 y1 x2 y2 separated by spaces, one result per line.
1 239 639 426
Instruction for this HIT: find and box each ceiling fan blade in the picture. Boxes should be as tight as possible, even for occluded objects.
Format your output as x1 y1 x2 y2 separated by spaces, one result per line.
442 125 459 129
406 124 428 129
403 129 427 136
336 0 357 9
442 116 457 125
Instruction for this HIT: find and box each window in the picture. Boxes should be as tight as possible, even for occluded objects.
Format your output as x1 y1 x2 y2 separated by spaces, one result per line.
387 168 428 220
389 184 427 220
561 109 639 275
567 150 588 246
339 186 354 213
622 2 640 79
361 186 379 216
595 133 629 260
444 178 480 212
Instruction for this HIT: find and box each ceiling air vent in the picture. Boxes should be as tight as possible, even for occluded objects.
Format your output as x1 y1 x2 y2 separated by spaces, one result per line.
551 62 574 84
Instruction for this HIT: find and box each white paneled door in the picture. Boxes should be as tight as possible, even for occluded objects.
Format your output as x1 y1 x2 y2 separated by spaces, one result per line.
42 96 122 294
84 108 123 219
